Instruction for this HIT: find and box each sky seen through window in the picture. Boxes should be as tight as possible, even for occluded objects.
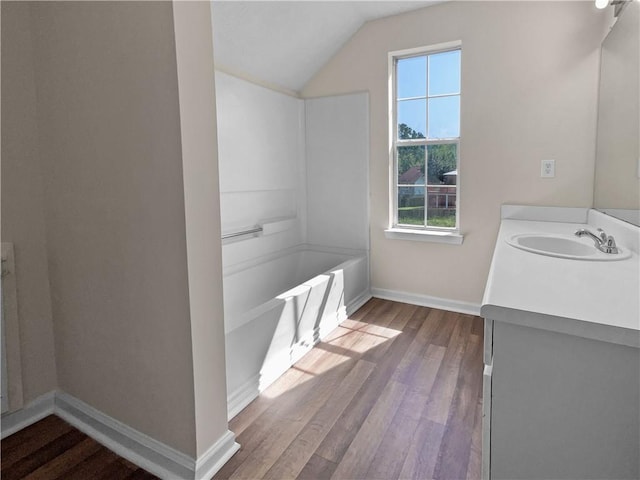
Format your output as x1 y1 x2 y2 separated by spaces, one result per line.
397 49 460 139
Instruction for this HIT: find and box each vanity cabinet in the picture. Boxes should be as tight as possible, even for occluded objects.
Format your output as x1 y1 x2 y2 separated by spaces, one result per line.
483 318 639 480
481 206 640 480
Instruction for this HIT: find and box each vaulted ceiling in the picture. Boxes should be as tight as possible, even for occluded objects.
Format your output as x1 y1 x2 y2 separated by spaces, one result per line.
211 1 442 93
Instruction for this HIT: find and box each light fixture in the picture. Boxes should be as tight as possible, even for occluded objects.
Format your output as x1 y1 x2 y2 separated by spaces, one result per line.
595 0 609 9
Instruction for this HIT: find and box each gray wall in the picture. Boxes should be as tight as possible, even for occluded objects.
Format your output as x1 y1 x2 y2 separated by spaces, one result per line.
1 1 58 407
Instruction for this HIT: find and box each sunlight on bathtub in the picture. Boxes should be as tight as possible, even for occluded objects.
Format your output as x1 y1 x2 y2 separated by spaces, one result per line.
224 250 370 419
256 272 341 392
259 322 402 400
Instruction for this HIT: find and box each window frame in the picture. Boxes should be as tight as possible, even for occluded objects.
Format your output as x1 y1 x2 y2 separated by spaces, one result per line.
388 41 462 236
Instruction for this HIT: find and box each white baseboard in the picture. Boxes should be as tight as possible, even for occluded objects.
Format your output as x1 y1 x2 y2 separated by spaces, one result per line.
195 430 240 480
55 391 195 479
346 290 372 316
227 375 260 420
2 390 239 480
371 287 481 316
1 391 55 439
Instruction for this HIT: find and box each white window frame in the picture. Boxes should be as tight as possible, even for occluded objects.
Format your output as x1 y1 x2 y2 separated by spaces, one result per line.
385 41 464 245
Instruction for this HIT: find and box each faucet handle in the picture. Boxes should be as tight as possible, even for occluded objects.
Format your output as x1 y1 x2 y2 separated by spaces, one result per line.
602 231 619 254
597 228 608 243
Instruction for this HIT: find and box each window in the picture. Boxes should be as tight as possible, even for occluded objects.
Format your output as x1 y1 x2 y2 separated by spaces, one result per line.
389 42 461 235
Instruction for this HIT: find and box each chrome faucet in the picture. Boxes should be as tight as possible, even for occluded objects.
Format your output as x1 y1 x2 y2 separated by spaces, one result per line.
575 228 619 254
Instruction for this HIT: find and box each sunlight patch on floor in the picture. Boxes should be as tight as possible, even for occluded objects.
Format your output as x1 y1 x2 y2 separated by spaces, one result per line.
338 319 403 339
258 321 402 400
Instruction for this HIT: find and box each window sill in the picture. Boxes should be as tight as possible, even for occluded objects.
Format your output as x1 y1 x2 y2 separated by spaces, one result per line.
384 227 464 245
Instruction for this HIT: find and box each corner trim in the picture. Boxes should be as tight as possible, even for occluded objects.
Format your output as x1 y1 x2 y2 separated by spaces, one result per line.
371 287 481 316
1 391 55 439
195 430 240 480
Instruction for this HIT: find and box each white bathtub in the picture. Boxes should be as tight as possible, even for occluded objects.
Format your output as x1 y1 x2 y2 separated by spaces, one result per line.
223 246 370 418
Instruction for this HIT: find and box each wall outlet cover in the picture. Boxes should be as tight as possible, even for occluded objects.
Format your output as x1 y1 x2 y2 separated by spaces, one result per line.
541 159 555 178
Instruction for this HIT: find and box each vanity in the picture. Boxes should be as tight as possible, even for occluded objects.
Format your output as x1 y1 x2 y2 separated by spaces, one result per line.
481 205 639 480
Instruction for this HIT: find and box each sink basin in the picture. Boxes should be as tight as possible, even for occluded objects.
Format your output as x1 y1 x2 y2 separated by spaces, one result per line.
507 234 631 261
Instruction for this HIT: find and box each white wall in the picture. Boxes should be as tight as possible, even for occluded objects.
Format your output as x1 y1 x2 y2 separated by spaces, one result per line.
594 1 640 210
1 1 58 408
1 1 235 469
1 0 233 466
214 72 307 268
172 1 232 459
305 93 370 251
302 1 608 304
29 1 198 456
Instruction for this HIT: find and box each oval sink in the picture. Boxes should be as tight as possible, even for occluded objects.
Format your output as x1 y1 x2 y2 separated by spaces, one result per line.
506 234 631 261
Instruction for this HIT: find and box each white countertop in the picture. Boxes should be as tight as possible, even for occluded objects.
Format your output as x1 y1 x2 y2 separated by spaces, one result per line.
481 215 640 348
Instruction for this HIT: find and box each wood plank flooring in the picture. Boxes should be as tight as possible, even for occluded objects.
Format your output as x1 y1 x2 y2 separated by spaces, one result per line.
0 298 484 480
216 298 484 480
0 415 158 480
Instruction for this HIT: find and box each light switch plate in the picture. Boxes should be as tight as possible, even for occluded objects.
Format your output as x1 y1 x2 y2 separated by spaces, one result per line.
541 159 555 178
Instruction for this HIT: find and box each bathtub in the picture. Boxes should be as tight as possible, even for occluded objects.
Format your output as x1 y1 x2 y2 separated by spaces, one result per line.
223 246 370 419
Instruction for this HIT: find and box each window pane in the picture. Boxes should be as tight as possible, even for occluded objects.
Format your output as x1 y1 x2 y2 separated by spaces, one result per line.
398 99 426 139
397 56 426 99
398 186 425 226
426 186 456 227
428 50 461 96
398 145 425 185
427 96 460 139
426 144 457 228
426 144 457 185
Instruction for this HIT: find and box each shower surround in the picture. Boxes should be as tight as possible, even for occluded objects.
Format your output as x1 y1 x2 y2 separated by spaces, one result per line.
215 72 370 417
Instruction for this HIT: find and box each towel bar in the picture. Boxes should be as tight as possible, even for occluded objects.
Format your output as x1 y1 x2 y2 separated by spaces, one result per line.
221 226 263 240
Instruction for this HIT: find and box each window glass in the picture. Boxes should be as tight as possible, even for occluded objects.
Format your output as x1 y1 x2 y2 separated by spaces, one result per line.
397 56 427 99
398 187 425 226
427 144 457 185
428 50 461 96
427 96 460 139
425 144 457 228
392 46 460 231
398 100 426 139
398 145 426 184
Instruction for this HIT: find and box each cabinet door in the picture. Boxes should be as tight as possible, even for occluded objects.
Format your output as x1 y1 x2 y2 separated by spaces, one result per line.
490 321 639 480
482 363 492 480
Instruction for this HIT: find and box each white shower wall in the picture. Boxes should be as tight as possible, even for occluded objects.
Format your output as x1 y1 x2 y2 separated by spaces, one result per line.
215 71 307 267
214 71 369 269
305 93 369 251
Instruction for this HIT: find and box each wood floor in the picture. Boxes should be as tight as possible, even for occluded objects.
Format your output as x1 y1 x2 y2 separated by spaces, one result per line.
215 298 484 480
0 415 158 480
1 298 483 480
